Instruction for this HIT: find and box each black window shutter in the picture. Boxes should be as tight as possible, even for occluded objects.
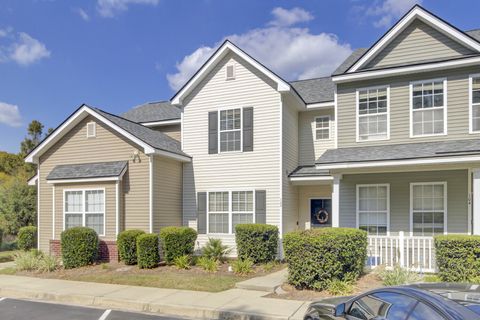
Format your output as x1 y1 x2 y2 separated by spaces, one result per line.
243 107 253 152
197 192 207 234
255 190 266 224
208 111 218 154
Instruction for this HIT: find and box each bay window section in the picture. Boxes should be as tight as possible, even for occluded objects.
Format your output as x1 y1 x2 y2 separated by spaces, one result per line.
64 189 105 235
471 76 480 132
357 87 389 141
357 184 389 235
411 183 446 236
219 108 241 152
411 80 445 136
207 190 255 234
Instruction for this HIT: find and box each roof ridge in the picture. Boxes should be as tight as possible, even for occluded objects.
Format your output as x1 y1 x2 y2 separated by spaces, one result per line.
289 76 332 83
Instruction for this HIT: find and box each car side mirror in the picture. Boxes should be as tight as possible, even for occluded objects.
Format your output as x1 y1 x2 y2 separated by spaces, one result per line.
334 303 346 317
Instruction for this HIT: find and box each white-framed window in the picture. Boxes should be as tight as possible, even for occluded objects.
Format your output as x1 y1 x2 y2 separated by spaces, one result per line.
469 74 480 133
219 108 242 152
64 189 105 236
357 86 389 141
410 79 447 137
356 184 389 235
86 122 96 138
315 116 330 140
207 190 254 234
226 63 235 80
410 182 446 236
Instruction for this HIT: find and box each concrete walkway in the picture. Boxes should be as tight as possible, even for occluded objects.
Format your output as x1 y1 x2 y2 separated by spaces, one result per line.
235 269 287 292
0 275 309 320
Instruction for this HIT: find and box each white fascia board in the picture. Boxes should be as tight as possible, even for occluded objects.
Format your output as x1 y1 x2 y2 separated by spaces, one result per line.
27 174 38 186
316 155 480 170
289 176 333 182
153 149 191 162
333 56 480 83
306 101 335 110
349 7 480 73
141 119 181 127
171 41 291 105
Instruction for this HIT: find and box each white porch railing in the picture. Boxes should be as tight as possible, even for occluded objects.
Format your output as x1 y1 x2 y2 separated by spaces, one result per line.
367 232 436 273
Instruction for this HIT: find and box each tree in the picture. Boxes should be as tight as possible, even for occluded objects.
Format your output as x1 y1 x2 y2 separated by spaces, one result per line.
20 120 52 157
0 177 36 235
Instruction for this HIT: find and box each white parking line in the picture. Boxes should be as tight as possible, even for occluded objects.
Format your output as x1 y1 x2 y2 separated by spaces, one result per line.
98 309 112 320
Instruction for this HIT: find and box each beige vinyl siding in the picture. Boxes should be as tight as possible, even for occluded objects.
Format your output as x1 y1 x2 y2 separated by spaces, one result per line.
298 109 335 165
182 52 282 250
337 66 480 148
152 155 182 232
339 170 468 234
297 185 332 230
366 19 474 69
282 96 299 234
38 116 150 252
150 124 181 141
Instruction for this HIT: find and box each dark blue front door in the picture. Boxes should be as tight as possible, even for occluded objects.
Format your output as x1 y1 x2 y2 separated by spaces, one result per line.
310 199 332 227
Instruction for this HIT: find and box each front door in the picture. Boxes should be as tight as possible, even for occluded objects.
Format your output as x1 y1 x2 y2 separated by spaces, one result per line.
310 199 332 228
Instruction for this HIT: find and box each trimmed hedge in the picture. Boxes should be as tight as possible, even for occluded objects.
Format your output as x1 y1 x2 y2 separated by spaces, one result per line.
117 229 145 265
17 226 37 251
61 227 98 269
159 227 197 264
0 228 3 249
435 235 480 282
137 233 160 269
235 224 279 263
284 228 367 290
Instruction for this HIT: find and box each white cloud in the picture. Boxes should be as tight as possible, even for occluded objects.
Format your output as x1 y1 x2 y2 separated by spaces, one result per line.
97 0 159 18
367 0 422 28
9 32 51 66
166 7 352 91
76 8 90 21
269 7 313 27
0 102 22 127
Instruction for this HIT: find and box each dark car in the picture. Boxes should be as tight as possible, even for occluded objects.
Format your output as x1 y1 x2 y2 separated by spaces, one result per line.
304 283 480 320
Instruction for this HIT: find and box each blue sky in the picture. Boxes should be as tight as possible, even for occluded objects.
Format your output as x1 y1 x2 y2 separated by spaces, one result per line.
0 0 479 153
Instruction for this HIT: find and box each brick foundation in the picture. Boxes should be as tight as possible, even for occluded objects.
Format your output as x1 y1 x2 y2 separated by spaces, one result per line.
49 239 118 262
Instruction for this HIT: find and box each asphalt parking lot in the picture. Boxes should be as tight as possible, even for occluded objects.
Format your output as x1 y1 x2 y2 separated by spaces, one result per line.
0 297 186 320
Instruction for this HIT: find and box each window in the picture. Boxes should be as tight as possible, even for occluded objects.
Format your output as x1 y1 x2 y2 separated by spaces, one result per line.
64 189 105 235
411 182 446 236
315 116 330 140
357 87 389 141
470 75 480 132
226 64 235 80
208 190 254 234
408 302 443 320
357 184 389 235
86 122 96 138
411 79 446 136
348 292 416 320
219 108 242 152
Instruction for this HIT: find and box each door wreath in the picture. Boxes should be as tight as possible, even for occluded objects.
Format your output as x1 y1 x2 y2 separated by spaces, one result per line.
315 208 329 224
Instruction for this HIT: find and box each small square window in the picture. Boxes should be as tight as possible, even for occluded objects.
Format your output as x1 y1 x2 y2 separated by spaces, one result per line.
226 64 235 80
87 122 96 138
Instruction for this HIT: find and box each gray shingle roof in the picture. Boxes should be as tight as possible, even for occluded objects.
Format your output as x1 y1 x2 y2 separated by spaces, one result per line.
466 29 480 42
289 77 335 104
332 48 368 75
289 166 330 177
93 107 189 158
316 139 480 165
46 161 128 180
121 101 181 123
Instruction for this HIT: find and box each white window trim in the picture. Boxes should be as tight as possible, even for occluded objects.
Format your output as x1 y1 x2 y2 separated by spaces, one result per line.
314 115 331 141
206 189 255 235
86 122 96 138
226 62 236 80
409 78 448 138
217 107 243 154
355 85 390 143
469 73 480 134
409 182 448 236
63 188 106 237
356 184 390 235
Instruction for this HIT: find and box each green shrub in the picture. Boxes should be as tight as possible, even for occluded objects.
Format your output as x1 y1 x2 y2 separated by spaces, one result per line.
0 228 3 249
202 238 231 262
376 265 420 286
17 226 37 251
235 224 278 264
231 258 254 275
284 228 367 290
159 227 197 264
14 250 41 271
262 260 280 272
423 274 442 283
137 233 160 269
61 227 98 269
324 275 355 296
117 229 145 265
173 254 191 270
435 235 480 282
197 256 218 272
38 254 59 273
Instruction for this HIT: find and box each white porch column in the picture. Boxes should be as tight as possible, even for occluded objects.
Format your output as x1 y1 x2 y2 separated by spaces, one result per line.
332 174 342 228
473 169 480 235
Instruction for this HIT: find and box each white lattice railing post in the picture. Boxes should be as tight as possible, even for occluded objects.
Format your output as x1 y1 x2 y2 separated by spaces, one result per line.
398 231 405 268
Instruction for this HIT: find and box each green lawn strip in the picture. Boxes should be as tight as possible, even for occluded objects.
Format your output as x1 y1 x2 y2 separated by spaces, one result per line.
0 250 17 263
0 267 16 275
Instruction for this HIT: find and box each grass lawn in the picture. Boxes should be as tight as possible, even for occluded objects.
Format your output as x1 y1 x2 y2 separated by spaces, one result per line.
0 261 285 293
0 250 17 263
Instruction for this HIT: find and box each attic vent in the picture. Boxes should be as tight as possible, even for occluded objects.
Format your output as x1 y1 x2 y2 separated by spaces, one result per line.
87 122 96 138
226 64 235 80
